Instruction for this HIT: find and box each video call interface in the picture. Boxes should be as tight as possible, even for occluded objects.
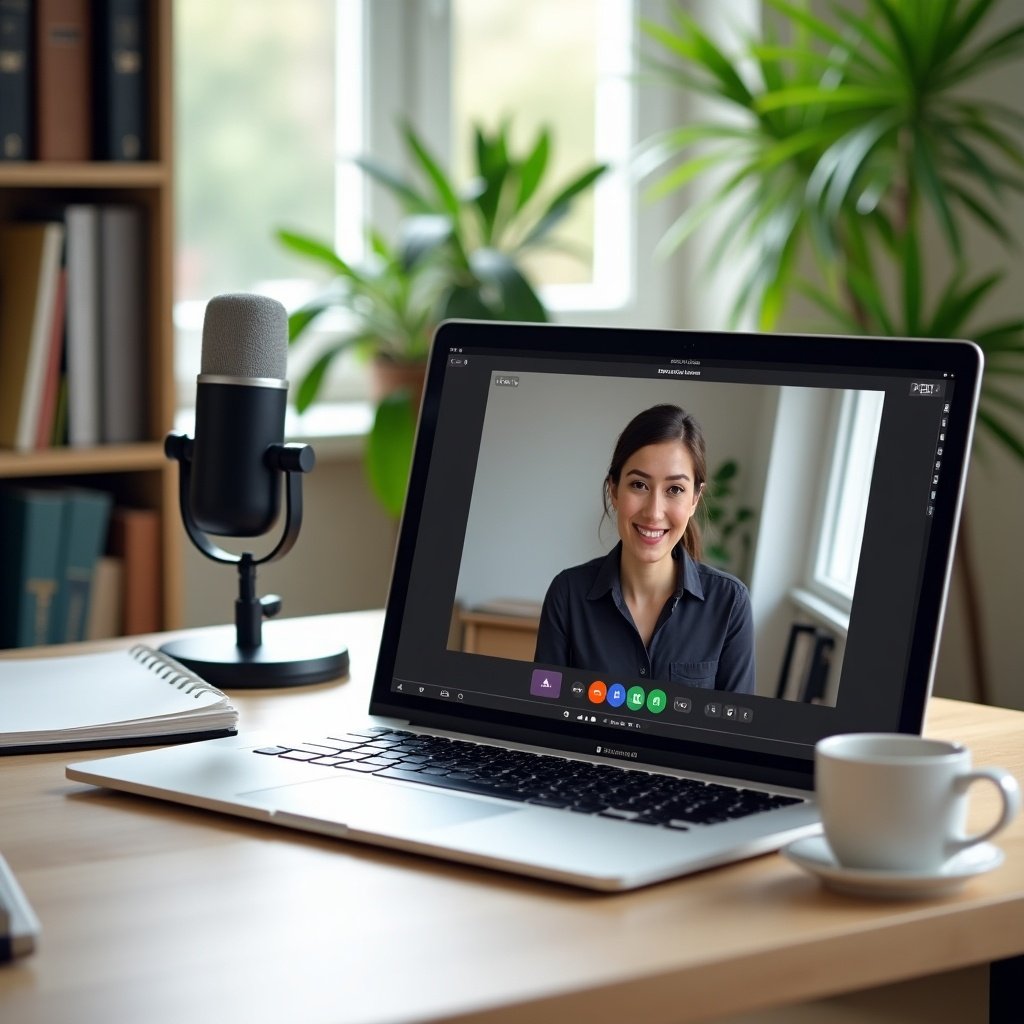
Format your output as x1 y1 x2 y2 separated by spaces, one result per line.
386 341 960 761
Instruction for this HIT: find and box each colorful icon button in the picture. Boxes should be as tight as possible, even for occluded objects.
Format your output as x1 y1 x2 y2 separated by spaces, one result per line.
530 669 562 699
588 680 608 704
626 685 646 711
646 688 667 714
606 683 627 708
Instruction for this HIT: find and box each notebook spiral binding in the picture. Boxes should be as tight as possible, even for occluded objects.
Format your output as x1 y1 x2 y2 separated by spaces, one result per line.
128 645 226 699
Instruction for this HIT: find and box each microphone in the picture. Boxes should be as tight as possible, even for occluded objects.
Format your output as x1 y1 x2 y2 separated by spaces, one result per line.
161 292 349 688
190 293 289 537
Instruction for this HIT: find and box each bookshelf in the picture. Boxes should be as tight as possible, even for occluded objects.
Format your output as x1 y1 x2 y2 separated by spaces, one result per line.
0 0 181 635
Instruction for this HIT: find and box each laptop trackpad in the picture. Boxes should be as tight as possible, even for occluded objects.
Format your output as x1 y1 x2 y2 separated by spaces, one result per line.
241 775 519 834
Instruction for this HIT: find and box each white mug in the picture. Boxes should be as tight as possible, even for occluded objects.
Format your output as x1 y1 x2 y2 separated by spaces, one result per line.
815 733 1020 872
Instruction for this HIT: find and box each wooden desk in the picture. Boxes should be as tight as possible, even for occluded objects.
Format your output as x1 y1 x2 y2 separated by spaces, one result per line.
1 611 1022 1024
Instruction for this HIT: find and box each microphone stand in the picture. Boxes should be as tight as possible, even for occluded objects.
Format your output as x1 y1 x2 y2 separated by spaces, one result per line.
159 433 349 688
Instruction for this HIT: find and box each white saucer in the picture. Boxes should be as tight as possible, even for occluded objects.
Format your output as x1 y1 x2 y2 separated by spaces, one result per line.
781 834 1004 899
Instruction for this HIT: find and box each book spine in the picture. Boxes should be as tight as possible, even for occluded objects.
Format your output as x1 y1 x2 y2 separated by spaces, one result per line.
108 506 161 634
0 486 67 648
0 221 65 451
93 0 147 160
34 0 91 161
34 265 66 450
84 555 122 640
51 487 114 643
99 204 147 444
0 0 31 160
16 222 65 450
64 204 103 447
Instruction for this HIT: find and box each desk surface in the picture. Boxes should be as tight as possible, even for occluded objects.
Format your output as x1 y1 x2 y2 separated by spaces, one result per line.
1 610 1023 1024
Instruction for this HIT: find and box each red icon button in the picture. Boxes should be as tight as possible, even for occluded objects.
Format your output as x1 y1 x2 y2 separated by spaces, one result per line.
588 680 607 704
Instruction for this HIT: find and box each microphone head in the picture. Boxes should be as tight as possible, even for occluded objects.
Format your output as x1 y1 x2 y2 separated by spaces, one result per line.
200 293 288 380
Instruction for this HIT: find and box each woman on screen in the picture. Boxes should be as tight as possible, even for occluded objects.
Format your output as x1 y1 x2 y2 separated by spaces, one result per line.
534 404 755 693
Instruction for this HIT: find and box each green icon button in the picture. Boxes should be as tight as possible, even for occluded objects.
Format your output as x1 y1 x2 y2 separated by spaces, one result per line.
646 688 667 714
626 685 646 711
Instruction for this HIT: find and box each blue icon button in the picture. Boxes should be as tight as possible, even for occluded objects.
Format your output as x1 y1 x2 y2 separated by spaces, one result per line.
606 683 627 708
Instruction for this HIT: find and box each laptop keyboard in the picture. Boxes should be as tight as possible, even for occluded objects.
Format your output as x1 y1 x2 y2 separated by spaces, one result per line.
255 727 805 830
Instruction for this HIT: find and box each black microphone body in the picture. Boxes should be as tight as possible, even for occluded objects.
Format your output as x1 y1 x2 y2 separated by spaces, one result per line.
191 378 287 536
189 294 290 537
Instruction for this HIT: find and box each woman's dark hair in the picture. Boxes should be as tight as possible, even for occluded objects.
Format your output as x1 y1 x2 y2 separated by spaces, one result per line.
603 404 707 560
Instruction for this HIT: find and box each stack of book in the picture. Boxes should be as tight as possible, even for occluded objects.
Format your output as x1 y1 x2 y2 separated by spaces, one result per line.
0 0 149 162
0 206 147 451
0 485 161 649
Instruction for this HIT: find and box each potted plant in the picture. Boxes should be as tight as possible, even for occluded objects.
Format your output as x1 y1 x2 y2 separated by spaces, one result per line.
277 120 607 516
638 0 1024 702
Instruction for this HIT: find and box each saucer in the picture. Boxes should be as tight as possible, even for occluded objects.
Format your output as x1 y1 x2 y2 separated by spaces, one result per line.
781 834 1004 899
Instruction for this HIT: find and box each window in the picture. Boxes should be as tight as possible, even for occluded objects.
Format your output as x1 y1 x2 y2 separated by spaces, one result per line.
173 0 339 404
810 390 885 609
174 1 655 412
447 0 635 309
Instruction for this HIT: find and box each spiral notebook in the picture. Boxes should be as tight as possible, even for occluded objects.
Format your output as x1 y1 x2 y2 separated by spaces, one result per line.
0 645 238 754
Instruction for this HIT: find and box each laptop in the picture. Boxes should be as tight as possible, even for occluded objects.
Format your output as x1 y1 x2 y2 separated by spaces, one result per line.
67 322 982 891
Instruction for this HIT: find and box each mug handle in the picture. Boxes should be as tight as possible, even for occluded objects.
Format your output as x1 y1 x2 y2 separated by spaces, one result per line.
947 768 1022 858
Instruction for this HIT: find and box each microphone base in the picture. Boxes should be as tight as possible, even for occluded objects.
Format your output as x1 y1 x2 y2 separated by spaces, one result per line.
159 618 349 689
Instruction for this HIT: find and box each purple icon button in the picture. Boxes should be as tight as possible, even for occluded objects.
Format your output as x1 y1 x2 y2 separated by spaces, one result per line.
530 669 563 699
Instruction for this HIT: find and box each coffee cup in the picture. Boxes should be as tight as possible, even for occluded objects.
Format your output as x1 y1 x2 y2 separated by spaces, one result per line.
815 733 1020 872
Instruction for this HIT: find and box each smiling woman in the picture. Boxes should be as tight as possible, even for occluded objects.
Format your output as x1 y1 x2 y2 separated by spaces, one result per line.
534 405 756 693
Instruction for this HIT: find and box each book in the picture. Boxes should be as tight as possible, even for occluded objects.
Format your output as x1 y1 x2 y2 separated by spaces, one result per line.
0 485 68 649
64 204 103 447
99 204 147 443
93 0 147 160
0 221 66 450
34 265 66 449
0 0 31 160
34 0 91 161
0 644 238 753
85 555 123 640
51 488 114 644
108 506 161 634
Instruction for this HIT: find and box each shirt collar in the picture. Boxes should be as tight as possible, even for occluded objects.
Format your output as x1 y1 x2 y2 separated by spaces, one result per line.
587 543 705 602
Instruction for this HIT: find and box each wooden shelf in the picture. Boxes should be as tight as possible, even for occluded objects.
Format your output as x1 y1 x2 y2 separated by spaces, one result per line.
0 163 169 190
0 0 181 635
0 443 168 478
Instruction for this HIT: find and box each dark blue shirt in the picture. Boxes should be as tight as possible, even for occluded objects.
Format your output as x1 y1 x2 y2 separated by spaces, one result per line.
534 544 755 693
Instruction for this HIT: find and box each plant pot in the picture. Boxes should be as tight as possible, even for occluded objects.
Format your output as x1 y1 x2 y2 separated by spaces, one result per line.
370 358 428 412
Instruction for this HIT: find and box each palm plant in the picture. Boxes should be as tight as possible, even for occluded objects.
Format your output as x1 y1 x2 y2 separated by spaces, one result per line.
640 0 1024 702
277 120 606 516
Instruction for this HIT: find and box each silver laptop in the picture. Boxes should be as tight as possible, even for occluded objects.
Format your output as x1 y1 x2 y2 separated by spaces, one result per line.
68 323 982 891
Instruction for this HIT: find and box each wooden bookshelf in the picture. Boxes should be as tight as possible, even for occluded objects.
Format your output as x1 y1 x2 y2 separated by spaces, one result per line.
0 0 181 634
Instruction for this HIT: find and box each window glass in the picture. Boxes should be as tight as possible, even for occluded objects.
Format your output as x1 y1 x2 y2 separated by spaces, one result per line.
813 391 885 604
174 0 336 389
450 0 633 305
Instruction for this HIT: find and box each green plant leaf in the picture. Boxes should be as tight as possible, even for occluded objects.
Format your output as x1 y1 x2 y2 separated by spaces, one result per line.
521 164 608 249
365 391 416 518
353 155 434 214
397 214 452 269
402 121 461 218
467 248 547 321
515 128 550 213
295 345 349 413
276 229 353 276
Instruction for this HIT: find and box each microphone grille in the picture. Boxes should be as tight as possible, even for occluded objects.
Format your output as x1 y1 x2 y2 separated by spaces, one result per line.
200 293 288 380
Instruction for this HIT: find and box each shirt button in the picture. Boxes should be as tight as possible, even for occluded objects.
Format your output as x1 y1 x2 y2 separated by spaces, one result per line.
639 668 646 675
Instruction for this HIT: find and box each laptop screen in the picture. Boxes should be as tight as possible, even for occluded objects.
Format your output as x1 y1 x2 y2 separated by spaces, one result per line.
371 322 981 787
